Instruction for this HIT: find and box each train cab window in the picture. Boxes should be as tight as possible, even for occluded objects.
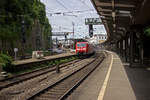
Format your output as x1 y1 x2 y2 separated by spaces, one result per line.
77 44 86 47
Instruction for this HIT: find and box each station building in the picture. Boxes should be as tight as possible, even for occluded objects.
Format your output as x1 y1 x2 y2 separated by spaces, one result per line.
88 34 107 44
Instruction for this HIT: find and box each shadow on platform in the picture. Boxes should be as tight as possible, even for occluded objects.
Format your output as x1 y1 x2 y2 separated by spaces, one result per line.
122 62 150 100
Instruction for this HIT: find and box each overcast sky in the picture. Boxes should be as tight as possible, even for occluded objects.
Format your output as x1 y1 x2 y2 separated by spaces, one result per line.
41 0 106 39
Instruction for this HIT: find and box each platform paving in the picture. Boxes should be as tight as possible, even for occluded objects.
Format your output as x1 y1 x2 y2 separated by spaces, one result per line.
67 51 150 100
102 51 150 100
101 51 136 100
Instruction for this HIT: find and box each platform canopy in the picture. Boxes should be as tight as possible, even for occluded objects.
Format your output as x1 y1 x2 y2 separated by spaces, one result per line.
91 0 150 42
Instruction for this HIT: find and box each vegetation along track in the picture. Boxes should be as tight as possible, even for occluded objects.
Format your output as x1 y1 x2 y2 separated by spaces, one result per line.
0 59 83 90
27 53 104 100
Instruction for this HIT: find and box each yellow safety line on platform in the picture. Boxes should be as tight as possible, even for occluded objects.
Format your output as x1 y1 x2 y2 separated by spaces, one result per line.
97 52 114 100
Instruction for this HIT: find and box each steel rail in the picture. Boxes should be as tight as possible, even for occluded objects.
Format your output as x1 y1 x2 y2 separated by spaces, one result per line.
0 59 82 90
26 54 104 100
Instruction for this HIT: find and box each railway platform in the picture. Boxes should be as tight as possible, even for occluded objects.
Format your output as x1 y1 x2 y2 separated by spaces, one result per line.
13 52 75 65
0 52 75 80
66 51 150 100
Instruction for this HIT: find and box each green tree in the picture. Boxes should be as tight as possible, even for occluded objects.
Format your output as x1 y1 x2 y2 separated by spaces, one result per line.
0 0 52 56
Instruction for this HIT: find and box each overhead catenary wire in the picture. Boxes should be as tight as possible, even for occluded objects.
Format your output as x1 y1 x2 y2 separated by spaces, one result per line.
43 0 101 38
45 0 95 16
51 0 78 27
55 0 69 11
46 9 95 15
77 0 94 11
45 0 97 24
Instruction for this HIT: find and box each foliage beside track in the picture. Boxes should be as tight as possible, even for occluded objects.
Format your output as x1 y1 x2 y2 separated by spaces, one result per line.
144 27 150 38
0 53 78 74
0 53 14 72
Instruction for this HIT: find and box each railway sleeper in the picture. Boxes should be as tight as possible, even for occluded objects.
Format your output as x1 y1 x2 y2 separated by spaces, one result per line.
40 93 62 97
35 96 59 100
34 98 50 100
49 88 67 91
46 89 67 93
40 94 63 99
37 94 61 99
52 86 70 90
45 92 65 95
55 82 74 86
28 56 104 100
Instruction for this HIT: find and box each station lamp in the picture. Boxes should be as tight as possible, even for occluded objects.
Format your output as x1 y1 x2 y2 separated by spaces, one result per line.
112 11 116 18
113 24 116 28
100 16 105 18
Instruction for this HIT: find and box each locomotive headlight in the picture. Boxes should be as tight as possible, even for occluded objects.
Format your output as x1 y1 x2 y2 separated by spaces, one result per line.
83 48 86 50
77 48 80 50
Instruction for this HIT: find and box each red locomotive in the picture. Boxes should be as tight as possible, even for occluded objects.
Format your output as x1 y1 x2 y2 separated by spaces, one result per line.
75 42 95 56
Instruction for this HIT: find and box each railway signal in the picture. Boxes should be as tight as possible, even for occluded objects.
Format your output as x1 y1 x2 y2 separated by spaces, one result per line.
89 24 93 37
85 18 103 37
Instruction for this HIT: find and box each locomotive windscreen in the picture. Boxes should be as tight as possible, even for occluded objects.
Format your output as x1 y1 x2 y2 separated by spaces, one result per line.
77 44 86 47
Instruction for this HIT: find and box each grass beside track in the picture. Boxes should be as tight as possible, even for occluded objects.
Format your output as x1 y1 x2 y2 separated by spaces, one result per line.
8 56 78 76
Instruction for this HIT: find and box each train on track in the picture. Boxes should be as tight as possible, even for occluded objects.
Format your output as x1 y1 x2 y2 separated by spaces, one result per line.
75 41 95 56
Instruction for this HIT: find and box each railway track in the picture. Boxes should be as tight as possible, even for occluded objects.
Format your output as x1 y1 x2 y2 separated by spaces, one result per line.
0 59 82 90
27 54 104 100
0 57 96 100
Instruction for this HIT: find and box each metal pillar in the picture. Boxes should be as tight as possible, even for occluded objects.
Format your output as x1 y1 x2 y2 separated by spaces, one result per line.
128 37 130 62
120 39 123 57
119 41 121 55
125 36 128 62
139 31 144 65
116 41 119 53
138 29 144 65
72 22 75 49
123 39 125 57
118 41 120 55
21 18 26 59
56 64 60 73
140 42 144 65
130 32 134 67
